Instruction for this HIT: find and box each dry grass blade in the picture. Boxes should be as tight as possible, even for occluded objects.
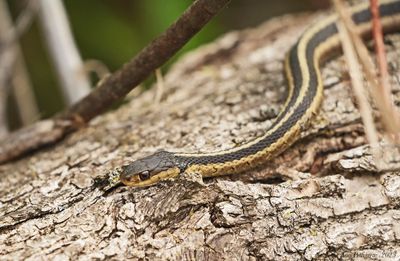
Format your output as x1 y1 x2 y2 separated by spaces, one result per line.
154 68 165 105
333 0 379 146
82 59 110 81
334 0 400 144
335 19 379 145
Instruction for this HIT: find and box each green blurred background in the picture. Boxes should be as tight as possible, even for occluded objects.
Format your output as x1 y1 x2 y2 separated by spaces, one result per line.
7 0 329 129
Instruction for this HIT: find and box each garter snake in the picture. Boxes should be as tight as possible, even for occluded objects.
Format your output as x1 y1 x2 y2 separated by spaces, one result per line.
120 0 400 187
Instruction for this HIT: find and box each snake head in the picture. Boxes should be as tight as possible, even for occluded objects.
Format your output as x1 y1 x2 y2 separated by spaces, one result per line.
120 150 180 187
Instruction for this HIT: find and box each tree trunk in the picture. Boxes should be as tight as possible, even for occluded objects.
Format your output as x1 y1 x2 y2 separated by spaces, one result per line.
1 12 400 261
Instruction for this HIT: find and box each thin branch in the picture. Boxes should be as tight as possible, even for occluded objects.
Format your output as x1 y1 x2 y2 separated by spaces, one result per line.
62 0 231 123
369 0 400 141
38 0 91 105
370 0 390 87
0 0 231 163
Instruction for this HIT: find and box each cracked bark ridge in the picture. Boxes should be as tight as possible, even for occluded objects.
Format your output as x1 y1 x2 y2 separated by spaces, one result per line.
1 11 400 260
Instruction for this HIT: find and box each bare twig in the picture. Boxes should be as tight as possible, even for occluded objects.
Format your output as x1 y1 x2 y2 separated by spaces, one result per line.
0 0 231 163
369 0 400 141
62 0 231 123
370 0 390 89
0 119 65 163
38 0 91 105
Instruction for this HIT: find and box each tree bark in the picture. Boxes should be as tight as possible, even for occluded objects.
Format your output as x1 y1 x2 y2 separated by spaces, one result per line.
1 12 400 260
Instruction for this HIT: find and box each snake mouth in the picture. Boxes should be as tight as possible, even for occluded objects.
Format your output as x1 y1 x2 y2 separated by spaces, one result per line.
120 174 142 186
120 167 181 187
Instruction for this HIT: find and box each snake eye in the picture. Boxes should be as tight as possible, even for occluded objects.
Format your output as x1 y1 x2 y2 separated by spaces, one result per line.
139 171 150 181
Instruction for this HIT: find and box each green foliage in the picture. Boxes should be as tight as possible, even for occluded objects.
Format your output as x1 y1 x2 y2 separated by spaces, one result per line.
64 0 221 70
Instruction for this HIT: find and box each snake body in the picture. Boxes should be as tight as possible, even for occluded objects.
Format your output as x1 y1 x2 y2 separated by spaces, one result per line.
121 0 400 187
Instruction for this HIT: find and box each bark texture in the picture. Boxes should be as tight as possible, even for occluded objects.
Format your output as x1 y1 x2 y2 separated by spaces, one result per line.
1 12 400 260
